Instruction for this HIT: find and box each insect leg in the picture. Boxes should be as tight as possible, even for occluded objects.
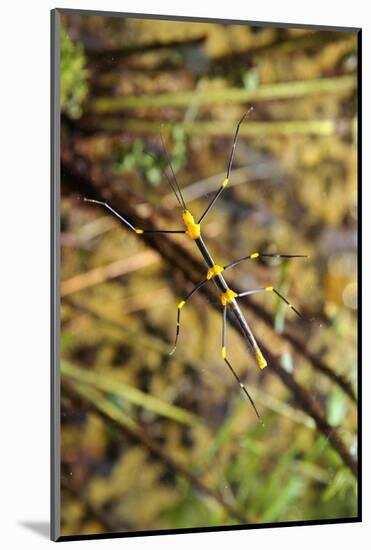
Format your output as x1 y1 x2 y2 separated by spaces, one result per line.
222 306 260 419
223 252 308 271
238 287 304 319
169 278 209 355
198 109 252 224
84 198 185 235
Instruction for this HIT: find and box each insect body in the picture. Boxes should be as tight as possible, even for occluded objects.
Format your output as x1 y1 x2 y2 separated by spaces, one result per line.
179 212 269 368
85 112 306 418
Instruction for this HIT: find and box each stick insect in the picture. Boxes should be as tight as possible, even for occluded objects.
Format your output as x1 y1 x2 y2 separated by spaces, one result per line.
84 112 306 418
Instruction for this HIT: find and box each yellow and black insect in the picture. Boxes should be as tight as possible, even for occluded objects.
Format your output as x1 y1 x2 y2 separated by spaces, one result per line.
85 112 306 418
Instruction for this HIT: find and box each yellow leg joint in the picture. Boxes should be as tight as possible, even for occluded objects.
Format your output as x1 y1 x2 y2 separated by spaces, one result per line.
178 300 186 309
250 252 259 259
135 228 144 234
185 224 200 240
220 288 238 306
222 178 229 187
221 346 227 359
265 286 273 292
207 264 224 280
182 210 201 240
255 348 267 369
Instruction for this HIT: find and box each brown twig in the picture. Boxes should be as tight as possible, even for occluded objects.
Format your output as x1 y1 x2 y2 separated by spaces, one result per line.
60 145 357 477
61 147 356 402
61 250 159 296
85 36 207 63
61 472 130 533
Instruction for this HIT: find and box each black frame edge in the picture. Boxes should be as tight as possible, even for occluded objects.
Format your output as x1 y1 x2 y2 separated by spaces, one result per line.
57 517 361 543
51 7 61 543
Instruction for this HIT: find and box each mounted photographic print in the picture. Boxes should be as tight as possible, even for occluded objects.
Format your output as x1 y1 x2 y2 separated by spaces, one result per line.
51 8 361 542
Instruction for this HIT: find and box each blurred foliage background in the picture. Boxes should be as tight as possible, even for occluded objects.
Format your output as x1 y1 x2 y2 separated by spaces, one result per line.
58 12 358 538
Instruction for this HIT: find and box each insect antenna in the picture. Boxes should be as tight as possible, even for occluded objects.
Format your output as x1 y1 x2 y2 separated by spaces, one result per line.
160 129 187 211
144 150 184 210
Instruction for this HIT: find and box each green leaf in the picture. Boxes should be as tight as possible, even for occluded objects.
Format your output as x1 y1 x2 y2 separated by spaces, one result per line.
60 26 89 119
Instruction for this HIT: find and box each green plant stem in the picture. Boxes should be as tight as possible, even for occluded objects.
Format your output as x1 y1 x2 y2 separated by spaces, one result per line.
63 297 318 430
62 360 201 428
89 117 344 137
66 381 250 525
90 75 355 113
